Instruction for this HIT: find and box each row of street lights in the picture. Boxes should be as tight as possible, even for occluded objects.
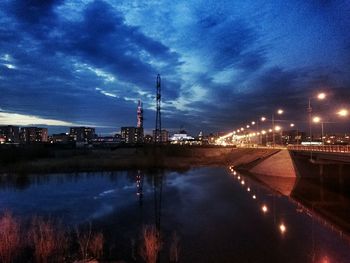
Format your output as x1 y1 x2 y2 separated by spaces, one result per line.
228 92 349 146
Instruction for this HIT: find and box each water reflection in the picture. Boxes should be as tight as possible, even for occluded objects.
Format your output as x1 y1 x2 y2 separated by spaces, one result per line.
229 165 350 262
0 168 350 262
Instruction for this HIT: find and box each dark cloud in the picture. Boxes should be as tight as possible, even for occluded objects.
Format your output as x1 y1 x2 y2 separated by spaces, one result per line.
0 0 349 134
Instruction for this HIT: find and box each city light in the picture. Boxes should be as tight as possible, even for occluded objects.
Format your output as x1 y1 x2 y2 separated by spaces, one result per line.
290 123 294 127
246 125 250 128
261 117 266 121
251 121 255 125
252 195 256 199
279 223 286 234
277 109 283 115
337 109 348 117
313 116 321 123
274 126 281 131
317 92 326 100
261 130 266 134
247 187 250 192
261 205 268 213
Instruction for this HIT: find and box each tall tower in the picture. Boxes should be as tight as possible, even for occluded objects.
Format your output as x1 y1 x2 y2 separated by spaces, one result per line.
155 74 162 143
137 100 143 128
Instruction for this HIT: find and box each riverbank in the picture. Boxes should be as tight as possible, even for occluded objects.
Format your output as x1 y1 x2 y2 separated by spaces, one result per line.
0 145 281 174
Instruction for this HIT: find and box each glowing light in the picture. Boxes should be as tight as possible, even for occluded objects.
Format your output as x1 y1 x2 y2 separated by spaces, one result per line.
237 176 241 180
261 130 266 135
246 125 250 128
241 180 245 185
241 127 244 131
279 223 286 233
261 205 268 213
313 116 321 123
337 109 348 117
268 129 273 132
317 93 326 100
233 171 237 175
274 126 281 131
247 187 250 192
261 117 266 121
290 123 295 127
277 109 284 115
252 195 256 199
251 121 255 125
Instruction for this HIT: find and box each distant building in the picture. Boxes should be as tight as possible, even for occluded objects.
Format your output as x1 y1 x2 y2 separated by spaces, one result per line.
91 136 123 146
281 130 306 145
69 127 96 142
49 133 70 144
0 125 19 143
153 129 168 143
169 131 194 142
20 127 48 143
121 127 144 144
144 135 153 144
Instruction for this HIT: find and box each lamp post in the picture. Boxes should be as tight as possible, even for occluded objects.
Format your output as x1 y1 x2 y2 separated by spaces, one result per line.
272 109 283 147
313 116 324 145
308 92 326 145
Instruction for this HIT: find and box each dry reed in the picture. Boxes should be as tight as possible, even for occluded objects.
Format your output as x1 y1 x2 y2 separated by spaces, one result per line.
0 212 21 263
88 232 104 260
139 225 162 263
169 231 180 262
30 217 69 263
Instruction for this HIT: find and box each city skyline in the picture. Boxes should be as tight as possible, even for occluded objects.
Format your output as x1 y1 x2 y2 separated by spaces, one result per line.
1 1 350 134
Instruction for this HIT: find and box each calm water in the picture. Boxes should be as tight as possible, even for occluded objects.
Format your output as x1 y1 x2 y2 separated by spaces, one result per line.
0 168 350 262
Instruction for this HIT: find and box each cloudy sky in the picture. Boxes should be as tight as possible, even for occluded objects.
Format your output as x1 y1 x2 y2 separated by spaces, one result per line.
0 0 349 135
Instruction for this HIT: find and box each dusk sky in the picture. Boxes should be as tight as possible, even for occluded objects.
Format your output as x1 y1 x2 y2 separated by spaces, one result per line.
1 0 350 135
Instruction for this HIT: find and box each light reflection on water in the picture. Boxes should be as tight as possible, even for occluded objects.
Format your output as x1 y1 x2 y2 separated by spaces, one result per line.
0 167 349 262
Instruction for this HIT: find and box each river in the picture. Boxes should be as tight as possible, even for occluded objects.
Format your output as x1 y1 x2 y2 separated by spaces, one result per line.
0 167 349 262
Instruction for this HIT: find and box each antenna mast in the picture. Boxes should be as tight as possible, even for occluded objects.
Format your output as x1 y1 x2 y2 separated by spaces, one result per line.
155 74 162 143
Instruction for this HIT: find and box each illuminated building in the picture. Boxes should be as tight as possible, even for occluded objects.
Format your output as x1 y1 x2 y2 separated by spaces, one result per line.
144 134 153 144
69 127 96 142
20 127 48 143
121 127 144 144
0 125 19 143
49 133 70 144
153 129 168 143
169 130 195 144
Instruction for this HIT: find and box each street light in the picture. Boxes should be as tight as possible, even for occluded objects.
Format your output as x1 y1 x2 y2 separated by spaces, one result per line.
272 109 283 146
308 92 326 145
313 116 324 145
317 93 326 100
337 109 348 117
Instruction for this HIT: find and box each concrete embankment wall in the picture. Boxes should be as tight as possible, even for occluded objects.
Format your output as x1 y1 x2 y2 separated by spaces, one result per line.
248 149 297 178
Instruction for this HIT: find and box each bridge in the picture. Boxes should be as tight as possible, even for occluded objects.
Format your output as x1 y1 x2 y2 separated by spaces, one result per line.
287 145 350 164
